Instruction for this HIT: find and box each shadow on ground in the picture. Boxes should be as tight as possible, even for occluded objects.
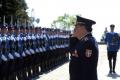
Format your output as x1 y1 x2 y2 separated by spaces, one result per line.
107 73 120 79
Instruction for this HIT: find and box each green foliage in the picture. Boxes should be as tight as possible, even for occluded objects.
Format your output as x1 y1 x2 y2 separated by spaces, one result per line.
51 14 76 30
0 0 29 25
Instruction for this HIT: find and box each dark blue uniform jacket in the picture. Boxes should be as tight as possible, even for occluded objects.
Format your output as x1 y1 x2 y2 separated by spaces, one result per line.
69 33 99 80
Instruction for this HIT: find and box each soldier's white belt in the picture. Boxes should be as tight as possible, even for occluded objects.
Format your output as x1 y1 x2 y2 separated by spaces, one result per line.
36 48 39 53
14 52 20 58
30 49 35 54
8 53 14 59
22 52 26 57
39 48 43 52
1 54 8 61
25 49 31 55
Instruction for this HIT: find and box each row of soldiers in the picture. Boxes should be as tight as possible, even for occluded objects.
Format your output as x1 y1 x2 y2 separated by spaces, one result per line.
0 25 70 80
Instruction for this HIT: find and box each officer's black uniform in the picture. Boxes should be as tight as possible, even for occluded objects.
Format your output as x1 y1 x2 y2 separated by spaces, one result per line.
69 16 98 80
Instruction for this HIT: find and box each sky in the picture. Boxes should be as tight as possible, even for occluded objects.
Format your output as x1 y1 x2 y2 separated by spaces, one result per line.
25 0 120 41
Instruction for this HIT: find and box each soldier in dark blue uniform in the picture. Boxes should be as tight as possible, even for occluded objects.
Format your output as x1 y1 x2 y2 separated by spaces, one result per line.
66 30 71 61
40 28 47 73
0 26 8 80
56 29 61 66
16 26 25 80
25 26 33 77
58 29 65 65
13 26 21 80
69 16 98 80
0 26 2 80
51 29 57 67
37 27 44 74
34 27 41 75
31 27 38 77
25 26 33 78
105 24 120 74
1 26 11 80
22 26 28 79
45 28 53 71
8 26 16 80
63 30 70 62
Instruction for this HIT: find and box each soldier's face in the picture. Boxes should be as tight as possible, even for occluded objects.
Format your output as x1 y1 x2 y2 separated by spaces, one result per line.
25 29 27 33
110 27 114 32
74 24 85 34
18 29 21 33
5 28 8 33
32 29 35 33
14 29 17 34
12 28 14 33
21 29 24 33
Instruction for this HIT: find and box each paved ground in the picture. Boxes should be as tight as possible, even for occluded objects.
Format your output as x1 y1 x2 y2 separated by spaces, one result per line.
33 45 120 80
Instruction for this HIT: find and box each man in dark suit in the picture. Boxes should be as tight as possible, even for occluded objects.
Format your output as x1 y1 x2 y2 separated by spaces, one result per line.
69 15 99 80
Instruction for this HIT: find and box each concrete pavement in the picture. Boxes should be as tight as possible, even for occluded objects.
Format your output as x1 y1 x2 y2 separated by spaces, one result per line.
33 45 120 80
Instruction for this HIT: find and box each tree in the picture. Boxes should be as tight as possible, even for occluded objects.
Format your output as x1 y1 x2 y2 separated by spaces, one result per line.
51 14 76 30
0 0 29 25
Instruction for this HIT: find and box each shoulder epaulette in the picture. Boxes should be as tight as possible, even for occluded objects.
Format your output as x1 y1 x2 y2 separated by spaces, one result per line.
81 37 89 41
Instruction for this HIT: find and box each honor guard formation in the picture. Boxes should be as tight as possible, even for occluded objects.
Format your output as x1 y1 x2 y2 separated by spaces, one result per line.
0 25 71 80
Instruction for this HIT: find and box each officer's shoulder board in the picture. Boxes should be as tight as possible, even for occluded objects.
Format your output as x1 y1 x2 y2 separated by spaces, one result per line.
81 37 89 41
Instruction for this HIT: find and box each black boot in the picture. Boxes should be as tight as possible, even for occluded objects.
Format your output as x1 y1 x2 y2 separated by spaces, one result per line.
113 59 116 73
109 60 112 74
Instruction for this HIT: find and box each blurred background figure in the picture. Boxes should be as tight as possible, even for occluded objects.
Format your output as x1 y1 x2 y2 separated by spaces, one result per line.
105 24 120 74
